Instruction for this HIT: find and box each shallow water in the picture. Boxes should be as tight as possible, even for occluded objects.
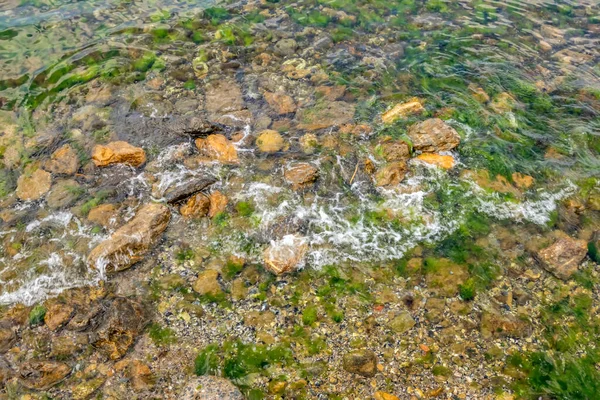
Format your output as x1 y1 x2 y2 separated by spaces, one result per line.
0 0 599 396
0 0 598 302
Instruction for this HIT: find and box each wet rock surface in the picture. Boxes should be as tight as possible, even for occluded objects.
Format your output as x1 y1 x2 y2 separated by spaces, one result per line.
88 203 171 272
92 141 146 167
537 236 588 280
407 118 461 152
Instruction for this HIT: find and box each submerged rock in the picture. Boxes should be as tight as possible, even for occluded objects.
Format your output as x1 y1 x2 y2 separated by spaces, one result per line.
381 98 424 124
163 177 216 204
537 236 588 280
180 193 210 218
180 375 243 400
379 139 410 162
16 168 52 201
88 203 119 228
375 162 407 187
256 130 285 153
19 361 71 390
416 153 455 169
92 297 147 360
44 302 75 331
297 101 355 130
407 118 460 152
87 203 171 273
0 320 16 353
263 235 308 275
192 270 222 296
284 163 319 189
46 179 81 209
342 349 377 377
45 144 79 175
264 91 297 114
92 141 146 167
388 311 416 334
480 307 529 338
208 190 228 218
195 134 238 164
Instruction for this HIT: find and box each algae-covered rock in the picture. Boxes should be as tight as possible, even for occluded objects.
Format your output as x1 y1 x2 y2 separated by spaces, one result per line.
342 349 378 377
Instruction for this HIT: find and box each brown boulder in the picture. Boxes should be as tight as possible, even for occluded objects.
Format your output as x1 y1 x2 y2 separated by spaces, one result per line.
195 134 238 164
16 168 52 201
45 144 79 175
379 140 410 162
87 203 170 273
375 162 407 187
264 92 297 114
92 141 146 167
92 297 147 360
407 118 460 152
284 163 319 189
297 101 355 130
180 193 211 218
19 361 71 390
44 302 75 331
205 80 244 115
537 236 588 280
263 235 308 275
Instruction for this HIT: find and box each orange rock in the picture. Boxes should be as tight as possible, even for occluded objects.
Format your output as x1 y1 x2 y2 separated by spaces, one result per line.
512 172 534 189
180 193 210 218
45 144 79 175
374 392 400 400
92 141 146 167
208 191 228 218
284 163 319 189
264 91 297 114
416 153 455 169
263 235 308 275
195 134 238 164
375 162 407 187
381 98 424 124
16 168 52 201
88 204 119 228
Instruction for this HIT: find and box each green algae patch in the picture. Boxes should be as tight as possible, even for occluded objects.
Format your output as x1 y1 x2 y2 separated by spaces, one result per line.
194 340 293 383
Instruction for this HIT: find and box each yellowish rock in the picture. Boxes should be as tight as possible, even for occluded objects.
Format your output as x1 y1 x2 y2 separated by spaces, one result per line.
180 193 211 218
192 270 222 296
374 392 400 400
256 130 285 153
92 141 146 167
45 144 79 175
381 98 424 124
511 172 534 189
195 134 238 164
16 168 52 201
375 162 407 187
416 153 455 169
208 190 228 218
